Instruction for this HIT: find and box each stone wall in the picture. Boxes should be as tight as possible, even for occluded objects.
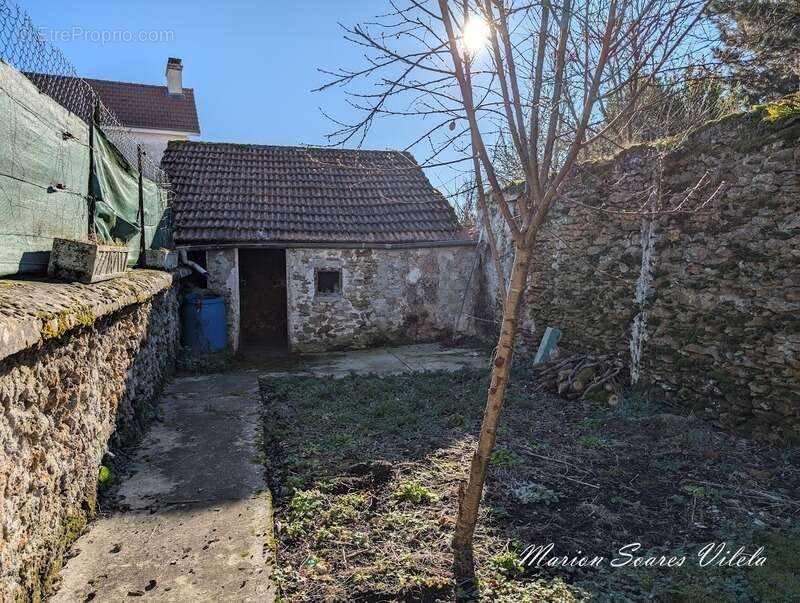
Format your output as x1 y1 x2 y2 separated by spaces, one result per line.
0 270 180 601
480 106 799 440
286 245 478 352
206 249 240 353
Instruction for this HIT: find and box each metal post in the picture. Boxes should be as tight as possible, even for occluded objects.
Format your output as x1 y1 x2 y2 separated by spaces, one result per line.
137 145 145 266
454 239 482 334
87 100 100 240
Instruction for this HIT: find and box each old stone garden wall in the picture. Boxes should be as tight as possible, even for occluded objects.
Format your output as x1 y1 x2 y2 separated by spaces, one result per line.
0 271 180 602
287 245 478 352
481 106 799 440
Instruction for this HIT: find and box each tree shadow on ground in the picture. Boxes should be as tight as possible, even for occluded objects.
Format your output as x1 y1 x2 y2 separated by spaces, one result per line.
259 369 800 602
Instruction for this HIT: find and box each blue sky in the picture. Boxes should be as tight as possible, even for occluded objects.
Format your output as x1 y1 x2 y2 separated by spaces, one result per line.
23 0 465 196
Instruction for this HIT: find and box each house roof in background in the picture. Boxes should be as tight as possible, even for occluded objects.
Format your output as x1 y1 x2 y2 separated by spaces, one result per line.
86 77 200 133
23 73 200 134
162 141 468 245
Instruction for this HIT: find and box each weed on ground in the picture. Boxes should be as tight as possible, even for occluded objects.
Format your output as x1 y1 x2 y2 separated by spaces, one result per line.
260 368 799 602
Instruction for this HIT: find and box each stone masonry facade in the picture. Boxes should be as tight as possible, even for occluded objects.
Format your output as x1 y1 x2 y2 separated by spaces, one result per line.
480 106 799 441
0 271 180 602
287 246 477 353
206 249 240 353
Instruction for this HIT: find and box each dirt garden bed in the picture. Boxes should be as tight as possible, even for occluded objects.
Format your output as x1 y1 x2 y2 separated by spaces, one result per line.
259 368 799 602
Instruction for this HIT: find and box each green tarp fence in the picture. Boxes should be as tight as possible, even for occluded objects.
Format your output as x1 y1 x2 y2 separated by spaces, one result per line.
0 60 90 276
91 127 169 266
144 173 172 250
91 126 141 263
0 61 172 277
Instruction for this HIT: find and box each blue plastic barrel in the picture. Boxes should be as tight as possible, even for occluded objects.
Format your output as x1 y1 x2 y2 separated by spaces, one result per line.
181 292 227 352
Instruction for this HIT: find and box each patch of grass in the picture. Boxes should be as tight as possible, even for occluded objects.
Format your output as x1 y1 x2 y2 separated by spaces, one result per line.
326 432 356 449
288 489 324 520
570 531 800 603
283 475 308 493
480 576 588 602
261 366 800 603
177 351 233 374
578 417 602 430
580 435 609 449
491 448 519 466
394 481 436 504
262 369 493 600
508 481 560 505
377 510 417 530
683 428 708 449
249 453 267 465
748 532 800 601
614 392 661 417
283 521 307 541
489 550 524 576
681 484 708 499
330 493 368 520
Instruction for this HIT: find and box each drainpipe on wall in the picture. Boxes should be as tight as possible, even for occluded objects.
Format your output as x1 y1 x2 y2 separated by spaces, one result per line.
179 249 207 275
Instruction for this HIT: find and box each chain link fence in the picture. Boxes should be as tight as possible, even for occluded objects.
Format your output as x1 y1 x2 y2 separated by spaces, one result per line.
0 0 173 273
0 0 169 184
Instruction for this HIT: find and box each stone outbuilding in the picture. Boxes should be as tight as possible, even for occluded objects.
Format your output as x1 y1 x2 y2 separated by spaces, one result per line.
162 142 477 353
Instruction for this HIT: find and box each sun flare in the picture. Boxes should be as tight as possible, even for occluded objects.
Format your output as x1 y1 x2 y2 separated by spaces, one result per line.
462 16 490 56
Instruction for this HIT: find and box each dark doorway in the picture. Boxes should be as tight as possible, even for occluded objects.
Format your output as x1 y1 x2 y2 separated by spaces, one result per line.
238 249 288 352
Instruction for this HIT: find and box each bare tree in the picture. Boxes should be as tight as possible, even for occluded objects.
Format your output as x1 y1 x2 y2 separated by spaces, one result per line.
321 0 710 594
587 68 745 158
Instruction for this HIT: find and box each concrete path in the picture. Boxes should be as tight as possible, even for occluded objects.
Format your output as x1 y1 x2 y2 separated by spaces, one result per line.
51 344 485 602
260 343 488 378
51 373 275 603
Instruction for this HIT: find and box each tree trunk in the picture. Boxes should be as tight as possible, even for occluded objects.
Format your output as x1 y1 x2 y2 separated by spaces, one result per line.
452 243 531 596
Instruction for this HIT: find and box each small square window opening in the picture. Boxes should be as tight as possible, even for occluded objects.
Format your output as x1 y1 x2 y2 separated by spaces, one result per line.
316 269 341 295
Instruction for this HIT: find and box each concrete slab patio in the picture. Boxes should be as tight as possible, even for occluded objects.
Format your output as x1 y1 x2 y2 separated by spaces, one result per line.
258 343 488 378
50 344 486 602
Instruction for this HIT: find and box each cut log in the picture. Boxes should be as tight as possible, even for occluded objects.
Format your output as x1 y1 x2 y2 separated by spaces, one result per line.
531 352 629 403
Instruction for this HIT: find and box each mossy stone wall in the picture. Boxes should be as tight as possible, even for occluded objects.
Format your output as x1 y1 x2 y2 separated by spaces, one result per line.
481 108 799 441
0 282 179 601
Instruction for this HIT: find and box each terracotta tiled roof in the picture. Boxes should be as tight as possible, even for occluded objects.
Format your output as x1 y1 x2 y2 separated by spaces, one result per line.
162 141 468 245
24 73 200 134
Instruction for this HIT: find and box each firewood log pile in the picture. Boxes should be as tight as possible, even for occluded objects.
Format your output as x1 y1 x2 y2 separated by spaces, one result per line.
530 353 629 405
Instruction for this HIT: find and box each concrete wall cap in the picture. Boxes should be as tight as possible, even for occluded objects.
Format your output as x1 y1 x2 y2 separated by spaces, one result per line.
0 269 178 362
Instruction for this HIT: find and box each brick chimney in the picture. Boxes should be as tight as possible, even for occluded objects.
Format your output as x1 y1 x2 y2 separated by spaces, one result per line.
165 57 183 95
